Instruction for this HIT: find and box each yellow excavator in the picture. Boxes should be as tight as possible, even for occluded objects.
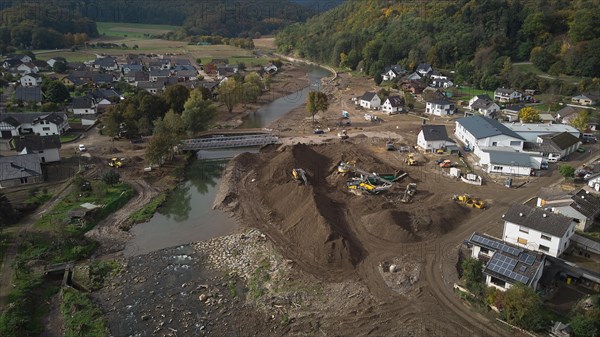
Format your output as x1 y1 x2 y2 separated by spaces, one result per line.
407 153 417 166
338 160 356 174
292 168 308 185
109 157 123 168
452 194 485 209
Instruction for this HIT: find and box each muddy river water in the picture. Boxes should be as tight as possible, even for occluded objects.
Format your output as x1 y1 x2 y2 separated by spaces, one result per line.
124 65 330 256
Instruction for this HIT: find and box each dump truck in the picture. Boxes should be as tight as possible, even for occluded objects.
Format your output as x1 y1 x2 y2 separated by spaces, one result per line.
292 168 308 185
452 194 485 209
109 157 123 168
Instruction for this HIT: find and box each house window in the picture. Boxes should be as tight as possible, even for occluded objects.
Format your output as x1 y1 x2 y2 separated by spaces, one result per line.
480 247 489 255
510 141 521 146
517 237 528 245
20 177 28 183
492 142 498 146
541 234 551 241
42 127 50 131
490 276 506 288
539 245 550 252
492 166 503 171
519 228 529 234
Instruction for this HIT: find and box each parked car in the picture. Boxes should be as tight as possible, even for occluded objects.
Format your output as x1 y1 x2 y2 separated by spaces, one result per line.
78 144 86 151
577 147 586 153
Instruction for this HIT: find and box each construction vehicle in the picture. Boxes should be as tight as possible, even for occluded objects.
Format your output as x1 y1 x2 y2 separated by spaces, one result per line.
452 194 485 209
338 130 349 139
401 183 417 203
109 157 123 168
338 161 356 174
292 168 308 185
386 138 395 151
407 153 417 166
439 159 453 168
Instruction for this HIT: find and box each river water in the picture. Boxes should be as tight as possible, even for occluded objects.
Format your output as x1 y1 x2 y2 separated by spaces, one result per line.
124 65 330 256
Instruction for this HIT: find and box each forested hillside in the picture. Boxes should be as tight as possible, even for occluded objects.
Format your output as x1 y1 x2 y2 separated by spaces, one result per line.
0 0 327 38
277 0 600 83
0 3 98 50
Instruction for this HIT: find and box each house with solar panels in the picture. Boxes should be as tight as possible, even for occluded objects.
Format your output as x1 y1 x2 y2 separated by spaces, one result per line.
502 204 576 258
469 232 545 291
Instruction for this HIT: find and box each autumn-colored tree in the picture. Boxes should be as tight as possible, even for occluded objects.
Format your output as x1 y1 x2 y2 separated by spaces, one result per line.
502 283 547 331
570 110 590 131
518 107 541 123
216 78 241 113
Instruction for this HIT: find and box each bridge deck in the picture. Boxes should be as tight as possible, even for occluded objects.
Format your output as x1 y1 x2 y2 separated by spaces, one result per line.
182 134 279 150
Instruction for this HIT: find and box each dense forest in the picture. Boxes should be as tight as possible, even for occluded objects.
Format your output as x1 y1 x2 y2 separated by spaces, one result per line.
0 0 338 38
277 0 600 86
0 3 98 51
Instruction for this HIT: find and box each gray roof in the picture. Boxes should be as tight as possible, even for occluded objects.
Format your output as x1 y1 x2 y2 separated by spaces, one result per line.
426 98 453 106
0 154 42 181
72 96 94 109
0 112 66 126
122 64 143 71
469 232 544 287
503 104 526 113
537 187 571 201
457 115 524 140
149 69 171 77
385 96 403 107
11 135 61 151
556 106 578 118
360 92 378 101
540 132 580 150
91 74 115 84
137 81 164 89
573 92 599 101
471 98 496 110
94 57 117 67
502 204 573 237
569 189 600 218
15 86 43 103
486 150 532 166
421 125 450 141
495 87 519 95
416 63 431 71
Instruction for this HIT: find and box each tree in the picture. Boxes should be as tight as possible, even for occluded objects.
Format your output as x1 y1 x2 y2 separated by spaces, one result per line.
163 84 190 114
571 314 599 337
181 89 216 135
0 192 19 227
52 61 67 74
518 107 541 123
559 164 575 178
306 91 328 122
102 107 122 138
101 170 120 185
241 82 260 106
44 80 70 103
502 283 546 331
570 110 590 131
461 258 484 295
216 78 240 113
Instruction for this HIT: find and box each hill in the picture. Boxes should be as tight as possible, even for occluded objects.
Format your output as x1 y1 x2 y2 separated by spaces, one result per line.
276 0 600 83
0 3 98 51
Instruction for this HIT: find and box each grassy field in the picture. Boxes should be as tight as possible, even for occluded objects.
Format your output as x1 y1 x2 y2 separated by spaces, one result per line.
454 86 495 98
96 22 180 39
34 51 94 63
513 62 587 84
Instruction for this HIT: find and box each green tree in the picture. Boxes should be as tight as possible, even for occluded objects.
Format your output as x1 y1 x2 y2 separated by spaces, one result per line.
570 110 590 131
216 78 240 113
306 91 328 122
52 61 67 74
503 283 546 331
163 84 190 114
571 314 599 337
0 192 19 227
102 107 122 139
181 89 216 135
461 258 484 295
101 170 120 185
241 82 260 106
518 107 541 123
44 80 70 103
244 72 264 91
559 165 575 178
569 10 600 43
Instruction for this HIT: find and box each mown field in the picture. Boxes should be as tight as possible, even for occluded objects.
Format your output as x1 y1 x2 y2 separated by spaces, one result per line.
96 22 180 39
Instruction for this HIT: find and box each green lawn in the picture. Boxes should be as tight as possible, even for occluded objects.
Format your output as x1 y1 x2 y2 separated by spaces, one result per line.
34 51 94 63
96 22 180 39
454 86 494 98
60 134 79 143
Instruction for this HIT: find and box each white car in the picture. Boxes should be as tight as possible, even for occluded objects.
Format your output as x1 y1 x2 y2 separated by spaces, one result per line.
78 144 86 151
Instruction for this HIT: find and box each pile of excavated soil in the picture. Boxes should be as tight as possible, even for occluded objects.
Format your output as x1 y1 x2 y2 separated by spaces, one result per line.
215 141 469 277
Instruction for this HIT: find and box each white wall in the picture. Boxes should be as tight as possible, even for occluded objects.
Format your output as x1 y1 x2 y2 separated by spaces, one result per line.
552 206 590 231
425 102 453 116
589 177 600 192
486 163 532 176
73 107 96 115
417 131 453 151
19 148 60 163
503 221 574 257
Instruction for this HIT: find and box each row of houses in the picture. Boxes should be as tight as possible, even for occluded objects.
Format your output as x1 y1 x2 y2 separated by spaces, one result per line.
467 192 600 292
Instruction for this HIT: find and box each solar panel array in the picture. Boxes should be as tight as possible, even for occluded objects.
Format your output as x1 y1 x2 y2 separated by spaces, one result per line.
487 254 530 284
471 234 523 256
518 252 536 265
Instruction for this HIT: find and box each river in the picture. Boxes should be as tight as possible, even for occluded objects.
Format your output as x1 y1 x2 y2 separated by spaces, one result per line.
124 65 330 256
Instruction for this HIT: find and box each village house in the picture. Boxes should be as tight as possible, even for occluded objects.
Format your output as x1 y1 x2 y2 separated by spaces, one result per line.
149 69 171 82
430 78 454 88
137 81 165 94
31 60 50 71
494 88 522 103
10 135 62 163
468 232 545 291
0 112 69 138
46 57 66 68
380 96 403 114
93 56 119 71
121 64 144 74
401 80 426 94
406 72 422 81
15 87 43 104
6 53 33 63
571 93 598 106
502 104 527 122
359 92 381 109
502 203 576 258
0 154 43 188
20 73 42 87
2 59 21 70
478 150 541 176
468 94 500 117
417 124 455 152
71 96 96 115
523 132 581 162
586 173 600 192
537 188 600 231
415 63 432 77
425 98 455 116
17 62 39 75
381 65 406 81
